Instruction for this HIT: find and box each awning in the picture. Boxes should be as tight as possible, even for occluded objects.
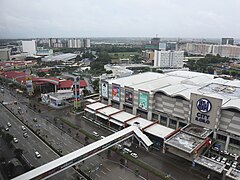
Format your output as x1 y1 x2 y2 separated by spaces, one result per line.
84 108 95 114
96 113 108 120
109 118 124 127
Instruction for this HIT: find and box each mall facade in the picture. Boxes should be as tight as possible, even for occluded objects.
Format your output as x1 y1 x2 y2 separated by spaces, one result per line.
99 71 240 153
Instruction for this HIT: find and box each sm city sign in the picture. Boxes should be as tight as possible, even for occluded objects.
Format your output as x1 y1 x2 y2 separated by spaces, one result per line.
195 98 212 124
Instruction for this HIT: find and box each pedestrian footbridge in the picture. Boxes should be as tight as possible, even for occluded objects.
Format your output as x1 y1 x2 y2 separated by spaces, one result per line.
13 126 152 180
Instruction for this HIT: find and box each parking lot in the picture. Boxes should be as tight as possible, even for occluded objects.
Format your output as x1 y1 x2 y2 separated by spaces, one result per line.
205 143 240 170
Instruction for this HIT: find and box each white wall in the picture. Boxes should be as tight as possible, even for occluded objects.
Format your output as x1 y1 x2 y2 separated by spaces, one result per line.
22 40 36 55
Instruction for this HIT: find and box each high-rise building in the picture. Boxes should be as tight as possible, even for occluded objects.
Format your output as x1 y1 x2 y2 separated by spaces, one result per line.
186 43 212 55
154 50 184 68
68 39 82 48
0 48 11 61
22 40 37 55
83 38 91 48
151 37 160 46
212 45 240 58
159 42 178 51
221 38 234 45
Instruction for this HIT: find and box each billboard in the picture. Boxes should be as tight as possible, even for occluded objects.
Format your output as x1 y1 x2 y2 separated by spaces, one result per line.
25 77 33 95
138 91 149 111
112 84 121 102
101 82 108 98
190 93 222 130
125 89 133 104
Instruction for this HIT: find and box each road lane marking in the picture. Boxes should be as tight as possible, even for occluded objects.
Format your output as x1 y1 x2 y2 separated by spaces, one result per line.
96 174 101 177
101 170 106 175
119 176 125 180
90 162 94 166
106 168 111 172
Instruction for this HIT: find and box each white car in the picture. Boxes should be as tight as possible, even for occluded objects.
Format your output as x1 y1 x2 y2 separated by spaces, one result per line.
35 151 41 158
130 153 138 158
123 148 132 154
13 138 18 143
232 161 238 168
221 157 227 164
21 126 26 131
216 157 221 162
92 131 99 137
5 127 9 131
7 122 11 127
100 136 105 139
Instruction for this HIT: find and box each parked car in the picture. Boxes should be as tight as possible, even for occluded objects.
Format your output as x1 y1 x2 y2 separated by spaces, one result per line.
232 161 238 168
130 153 138 158
33 118 37 122
7 122 11 127
92 131 99 137
216 156 222 162
5 127 9 131
100 136 105 139
221 157 227 164
226 160 233 167
211 155 218 160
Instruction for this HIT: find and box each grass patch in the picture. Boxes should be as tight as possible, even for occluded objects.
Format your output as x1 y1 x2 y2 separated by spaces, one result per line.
116 151 167 179
78 128 98 141
54 117 79 130
108 52 139 59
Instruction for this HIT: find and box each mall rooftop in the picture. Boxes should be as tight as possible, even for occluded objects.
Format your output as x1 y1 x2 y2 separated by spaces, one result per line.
105 71 240 111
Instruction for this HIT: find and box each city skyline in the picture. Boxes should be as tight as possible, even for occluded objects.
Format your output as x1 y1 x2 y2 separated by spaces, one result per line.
0 0 240 39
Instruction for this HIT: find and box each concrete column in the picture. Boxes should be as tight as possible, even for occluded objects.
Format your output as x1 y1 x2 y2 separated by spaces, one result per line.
213 131 217 139
54 85 57 92
224 135 230 151
162 142 166 154
166 117 170 127
147 110 152 120
108 98 111 105
133 107 137 115
176 121 180 129
120 102 123 110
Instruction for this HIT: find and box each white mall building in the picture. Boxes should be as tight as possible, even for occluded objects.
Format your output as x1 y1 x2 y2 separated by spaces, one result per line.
98 71 240 154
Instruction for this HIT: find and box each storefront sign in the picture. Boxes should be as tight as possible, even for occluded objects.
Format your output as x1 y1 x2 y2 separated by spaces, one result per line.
125 89 133 104
190 93 222 130
112 85 121 102
101 82 108 98
138 91 149 111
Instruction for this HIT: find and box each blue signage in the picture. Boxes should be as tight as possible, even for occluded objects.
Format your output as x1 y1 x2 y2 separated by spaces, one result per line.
196 98 212 113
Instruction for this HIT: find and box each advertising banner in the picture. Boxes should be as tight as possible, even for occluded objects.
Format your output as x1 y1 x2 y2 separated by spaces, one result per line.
138 91 149 111
112 84 121 102
190 93 222 129
25 77 33 94
125 89 133 104
101 82 108 98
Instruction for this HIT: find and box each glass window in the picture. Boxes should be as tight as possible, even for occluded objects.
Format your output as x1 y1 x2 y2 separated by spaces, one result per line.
217 134 227 141
170 119 177 125
230 138 240 146
152 113 158 120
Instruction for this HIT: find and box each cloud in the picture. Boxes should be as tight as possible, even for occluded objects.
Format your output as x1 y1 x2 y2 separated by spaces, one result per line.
0 0 239 38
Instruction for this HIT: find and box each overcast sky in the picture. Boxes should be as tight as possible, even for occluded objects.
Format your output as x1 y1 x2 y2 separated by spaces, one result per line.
0 0 239 38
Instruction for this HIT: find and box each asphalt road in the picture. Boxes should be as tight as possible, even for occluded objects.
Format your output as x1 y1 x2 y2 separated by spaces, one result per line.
0 86 143 180
0 103 79 180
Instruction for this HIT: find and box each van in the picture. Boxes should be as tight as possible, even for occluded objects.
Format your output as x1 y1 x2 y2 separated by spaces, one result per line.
123 148 132 154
